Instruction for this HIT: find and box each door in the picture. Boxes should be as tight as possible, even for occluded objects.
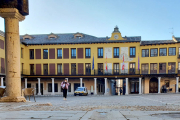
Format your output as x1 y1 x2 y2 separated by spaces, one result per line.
85 63 91 75
36 83 43 95
149 77 158 93
98 63 103 75
113 63 119 75
74 83 84 91
43 64 48 75
141 64 148 74
129 63 135 74
71 63 76 75
130 82 139 94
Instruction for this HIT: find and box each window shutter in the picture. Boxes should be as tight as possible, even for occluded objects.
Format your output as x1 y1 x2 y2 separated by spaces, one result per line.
35 49 41 59
63 63 69 75
36 64 41 75
78 63 84 75
49 63 55 75
78 48 83 58
49 49 55 59
1 58 5 73
63 48 69 59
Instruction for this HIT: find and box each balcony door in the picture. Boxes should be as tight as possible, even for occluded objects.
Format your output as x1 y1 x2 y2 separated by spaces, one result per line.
129 63 135 74
168 63 175 74
43 64 48 75
85 63 91 75
98 63 103 75
150 63 157 74
113 63 119 75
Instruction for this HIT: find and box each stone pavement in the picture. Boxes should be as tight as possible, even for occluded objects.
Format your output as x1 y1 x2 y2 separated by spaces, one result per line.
0 110 180 120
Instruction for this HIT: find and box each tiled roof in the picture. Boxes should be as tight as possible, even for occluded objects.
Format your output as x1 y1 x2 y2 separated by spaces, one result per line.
20 33 141 45
140 40 176 45
0 30 4 37
175 37 180 42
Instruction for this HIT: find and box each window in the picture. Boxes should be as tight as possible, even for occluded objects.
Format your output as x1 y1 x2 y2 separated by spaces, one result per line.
48 83 58 92
57 64 62 75
85 63 91 75
114 47 119 58
178 63 180 74
141 64 148 74
25 38 29 40
71 63 76 75
85 48 91 58
43 49 48 59
98 48 103 58
150 49 158 57
169 47 176 56
50 37 55 39
98 63 103 75
130 47 136 57
179 48 180 58
30 64 34 75
150 63 157 74
43 64 48 75
159 63 166 74
21 48 23 58
113 63 119 75
68 83 71 92
57 49 62 59
129 63 135 74
168 62 175 74
142 49 149 57
159 48 167 56
27 83 31 88
21 63 24 74
71 48 76 58
30 49 34 59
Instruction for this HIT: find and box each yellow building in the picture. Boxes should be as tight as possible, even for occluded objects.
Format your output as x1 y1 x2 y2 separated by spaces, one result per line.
0 26 180 95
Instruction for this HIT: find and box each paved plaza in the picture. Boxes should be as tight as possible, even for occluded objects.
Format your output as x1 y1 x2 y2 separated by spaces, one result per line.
1 94 180 119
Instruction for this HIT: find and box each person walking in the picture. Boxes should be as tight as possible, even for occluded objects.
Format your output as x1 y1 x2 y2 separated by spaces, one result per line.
61 79 69 100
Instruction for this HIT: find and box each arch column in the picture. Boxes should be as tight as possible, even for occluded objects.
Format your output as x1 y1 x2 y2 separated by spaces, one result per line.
158 77 161 94
0 8 26 102
37 78 41 95
176 77 179 93
1 77 4 86
51 78 55 95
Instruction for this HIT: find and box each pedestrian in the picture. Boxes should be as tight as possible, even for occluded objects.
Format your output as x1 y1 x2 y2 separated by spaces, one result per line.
61 79 69 100
120 88 122 95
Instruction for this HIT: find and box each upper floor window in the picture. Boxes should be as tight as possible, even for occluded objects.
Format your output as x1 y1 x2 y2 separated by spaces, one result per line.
150 49 158 57
29 49 34 59
71 48 76 58
169 47 176 56
50 37 55 39
43 49 48 59
142 49 149 57
57 49 62 59
114 47 119 58
159 48 167 56
21 48 23 58
25 38 29 40
85 48 91 58
98 48 103 58
130 47 136 58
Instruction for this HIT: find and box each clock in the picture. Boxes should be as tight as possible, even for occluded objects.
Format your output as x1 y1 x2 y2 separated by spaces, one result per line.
114 34 119 39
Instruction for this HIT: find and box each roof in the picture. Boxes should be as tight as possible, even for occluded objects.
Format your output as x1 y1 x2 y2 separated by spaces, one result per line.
20 33 141 45
0 30 4 37
140 40 177 45
175 37 180 42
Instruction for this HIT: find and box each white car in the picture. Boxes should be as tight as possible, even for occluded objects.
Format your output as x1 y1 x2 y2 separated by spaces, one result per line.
74 87 88 96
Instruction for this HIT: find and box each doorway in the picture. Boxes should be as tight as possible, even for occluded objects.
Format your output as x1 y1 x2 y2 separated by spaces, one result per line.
130 81 139 94
149 77 158 93
36 83 43 95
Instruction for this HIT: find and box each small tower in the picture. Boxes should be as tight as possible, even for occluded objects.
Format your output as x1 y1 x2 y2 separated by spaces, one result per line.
108 26 126 40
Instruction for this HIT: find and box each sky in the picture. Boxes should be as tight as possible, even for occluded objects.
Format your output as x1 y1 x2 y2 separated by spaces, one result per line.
0 0 180 40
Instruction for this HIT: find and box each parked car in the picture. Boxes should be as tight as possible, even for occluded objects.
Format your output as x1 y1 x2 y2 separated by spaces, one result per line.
74 87 88 96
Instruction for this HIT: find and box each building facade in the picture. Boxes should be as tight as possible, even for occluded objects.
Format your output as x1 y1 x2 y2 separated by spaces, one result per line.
0 27 180 95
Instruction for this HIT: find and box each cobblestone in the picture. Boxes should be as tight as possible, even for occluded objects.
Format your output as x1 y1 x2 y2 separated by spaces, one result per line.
1 94 180 111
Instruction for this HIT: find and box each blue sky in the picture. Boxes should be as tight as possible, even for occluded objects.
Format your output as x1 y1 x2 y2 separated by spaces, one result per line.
0 0 179 40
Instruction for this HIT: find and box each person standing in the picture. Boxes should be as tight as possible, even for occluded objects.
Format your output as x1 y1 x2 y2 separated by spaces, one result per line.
61 79 69 100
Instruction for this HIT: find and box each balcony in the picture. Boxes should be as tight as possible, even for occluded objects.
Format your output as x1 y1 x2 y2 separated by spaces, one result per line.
19 68 180 76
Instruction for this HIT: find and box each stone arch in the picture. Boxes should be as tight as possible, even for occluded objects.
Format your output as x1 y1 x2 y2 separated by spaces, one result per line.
149 77 158 93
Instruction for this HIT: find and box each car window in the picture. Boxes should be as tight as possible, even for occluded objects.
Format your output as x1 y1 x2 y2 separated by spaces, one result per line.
76 88 84 91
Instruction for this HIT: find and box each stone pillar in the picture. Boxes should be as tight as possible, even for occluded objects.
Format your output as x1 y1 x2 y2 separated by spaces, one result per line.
158 77 161 94
37 78 41 95
51 78 55 95
94 78 97 95
80 78 83 87
25 78 27 88
1 77 4 86
104 78 107 95
125 78 129 95
139 77 142 94
0 8 26 102
176 77 179 93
